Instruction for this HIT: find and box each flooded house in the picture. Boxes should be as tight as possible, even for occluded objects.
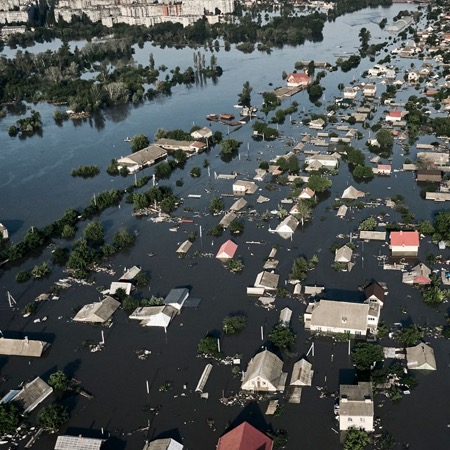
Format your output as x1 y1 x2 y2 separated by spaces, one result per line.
304 300 380 337
298 187 315 199
73 296 120 323
389 230 420 257
305 153 338 170
232 180 258 195
286 72 311 88
190 126 212 140
363 83 377 97
334 245 353 263
359 231 386 241
406 343 437 371
216 422 273 450
402 263 432 285
274 215 299 240
54 435 106 449
215 239 238 261
341 185 365 199
164 288 189 311
364 282 386 307
338 382 374 432
176 240 193 255
343 87 358 99
117 145 167 174
254 271 280 291
416 169 442 183
143 438 183 450
0 337 50 357
0 377 53 414
241 350 287 393
0 223 8 240
129 305 178 329
289 358 314 387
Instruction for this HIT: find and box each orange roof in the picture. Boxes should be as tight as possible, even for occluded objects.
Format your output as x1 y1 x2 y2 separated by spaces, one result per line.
216 239 238 259
377 164 391 170
217 422 273 450
413 275 431 285
390 231 419 247
288 73 310 82
388 111 402 118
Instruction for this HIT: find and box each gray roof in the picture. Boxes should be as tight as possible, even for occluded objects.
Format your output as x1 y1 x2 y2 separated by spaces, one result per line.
119 265 142 281
290 359 313 386
335 245 353 263
406 343 437 370
342 185 365 199
0 338 50 357
118 145 167 166
143 438 184 450
275 215 299 234
359 230 386 241
164 288 189 308
230 198 248 211
340 382 374 418
54 435 105 450
254 271 279 290
73 296 120 323
219 211 237 228
176 240 193 254
10 377 53 413
242 350 284 388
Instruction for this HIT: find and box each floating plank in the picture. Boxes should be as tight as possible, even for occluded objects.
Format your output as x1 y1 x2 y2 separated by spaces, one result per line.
195 364 213 393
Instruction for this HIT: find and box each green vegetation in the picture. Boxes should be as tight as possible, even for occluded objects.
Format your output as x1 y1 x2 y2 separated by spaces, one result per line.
230 220 244 234
223 315 247 334
220 139 241 158
190 167 201 178
48 370 71 392
421 279 449 304
131 134 149 153
37 404 69 432
31 261 51 278
208 224 224 237
268 325 296 350
344 429 370 450
225 258 244 273
21 302 37 316
238 81 252 107
0 403 21 435
252 121 280 140
352 342 384 371
71 165 100 178
209 196 225 215
307 173 332 192
8 110 42 137
16 270 31 283
398 326 423 346
197 335 222 358
359 217 377 231
83 221 104 243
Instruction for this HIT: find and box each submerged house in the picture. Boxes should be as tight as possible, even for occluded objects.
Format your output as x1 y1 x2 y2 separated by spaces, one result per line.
241 350 287 393
274 215 299 240
254 271 279 291
402 263 432 285
164 288 189 311
0 223 8 240
216 240 238 261
54 435 106 450
304 300 380 336
341 185 365 199
286 72 311 88
0 337 50 357
117 145 167 174
339 382 374 432
406 343 436 371
335 245 353 263
216 422 273 450
390 230 419 257
364 282 386 307
143 438 183 450
289 358 313 386
73 296 120 323
0 377 53 414
129 305 178 329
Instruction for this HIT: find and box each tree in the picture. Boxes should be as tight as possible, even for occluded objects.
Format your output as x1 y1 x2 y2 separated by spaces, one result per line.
209 196 224 214
230 220 244 234
290 257 309 280
220 139 241 155
48 370 70 391
197 335 221 358
376 129 394 151
352 165 374 179
131 134 149 153
307 173 332 192
359 217 377 231
83 221 104 243
422 281 448 304
31 261 51 278
113 228 136 250
352 342 384 371
344 429 370 450
0 403 20 435
238 81 252 107
223 315 247 334
418 220 435 235
398 325 423 346
268 325 295 350
37 404 69 432
190 167 201 178
292 201 312 223
434 211 450 240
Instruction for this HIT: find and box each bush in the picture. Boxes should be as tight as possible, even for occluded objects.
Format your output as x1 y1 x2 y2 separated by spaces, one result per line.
198 336 221 358
268 325 295 350
223 315 247 334
37 404 69 432
16 270 31 283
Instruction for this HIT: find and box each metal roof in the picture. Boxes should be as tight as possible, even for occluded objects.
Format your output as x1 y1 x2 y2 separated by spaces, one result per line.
0 338 50 357
54 435 105 450
73 296 120 323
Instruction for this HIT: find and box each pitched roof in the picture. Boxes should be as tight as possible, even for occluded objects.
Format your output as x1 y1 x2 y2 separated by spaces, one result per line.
0 338 50 357
7 377 53 413
287 72 310 83
216 240 238 260
390 230 419 247
217 422 273 450
339 382 374 418
341 185 365 199
54 435 105 450
290 358 313 386
73 296 120 323
406 343 436 370
335 245 353 263
388 110 402 118
364 282 385 304
242 350 284 387
143 438 183 450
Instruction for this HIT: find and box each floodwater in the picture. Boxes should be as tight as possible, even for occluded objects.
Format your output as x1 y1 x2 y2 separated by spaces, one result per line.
1 4 450 450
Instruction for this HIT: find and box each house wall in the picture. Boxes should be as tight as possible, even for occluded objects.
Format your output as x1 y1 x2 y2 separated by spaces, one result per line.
391 245 418 256
309 324 367 337
241 375 276 392
339 414 374 432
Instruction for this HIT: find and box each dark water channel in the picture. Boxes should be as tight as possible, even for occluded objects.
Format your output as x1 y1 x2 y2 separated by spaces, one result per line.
1 4 450 450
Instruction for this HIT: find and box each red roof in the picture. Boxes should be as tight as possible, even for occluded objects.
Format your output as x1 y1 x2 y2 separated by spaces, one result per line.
388 111 402 118
377 164 391 171
288 73 310 83
216 239 238 259
217 422 273 450
413 275 431 285
390 231 419 247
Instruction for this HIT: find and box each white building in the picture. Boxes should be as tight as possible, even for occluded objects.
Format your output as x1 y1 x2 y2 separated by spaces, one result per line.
339 382 374 432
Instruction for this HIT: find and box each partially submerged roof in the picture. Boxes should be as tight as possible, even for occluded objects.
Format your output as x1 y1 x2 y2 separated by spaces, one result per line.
359 230 386 241
143 438 184 450
342 185 365 199
219 211 237 228
119 265 142 281
217 421 273 450
164 288 189 309
1 377 53 414
290 359 313 386
216 240 238 260
242 350 285 389
340 382 374 418
54 435 105 450
176 240 193 254
390 230 419 247
364 282 385 304
230 198 248 211
406 343 437 370
335 245 353 263
109 281 132 296
0 338 50 357
254 271 279 290
73 296 120 323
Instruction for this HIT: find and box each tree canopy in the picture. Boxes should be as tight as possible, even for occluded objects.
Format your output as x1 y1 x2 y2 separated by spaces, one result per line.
351 342 384 371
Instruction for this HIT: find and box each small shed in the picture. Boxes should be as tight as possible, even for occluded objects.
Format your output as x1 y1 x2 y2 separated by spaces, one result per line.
164 288 189 311
406 343 437 370
119 265 141 281
336 205 348 218
176 240 193 254
279 307 292 327
290 359 313 386
216 240 238 261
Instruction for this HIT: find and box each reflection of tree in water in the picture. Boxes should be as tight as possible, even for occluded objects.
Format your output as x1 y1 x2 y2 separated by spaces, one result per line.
107 104 131 123
92 112 105 130
6 102 27 116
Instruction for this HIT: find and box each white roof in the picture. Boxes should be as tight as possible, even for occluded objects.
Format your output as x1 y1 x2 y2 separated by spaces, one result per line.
109 282 132 296
54 435 105 450
73 296 120 323
406 343 437 370
119 265 141 281
0 338 49 357
290 359 313 386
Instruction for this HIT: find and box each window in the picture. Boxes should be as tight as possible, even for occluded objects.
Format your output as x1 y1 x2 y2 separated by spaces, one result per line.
360 418 365 422
348 418 353 422
341 316 347 323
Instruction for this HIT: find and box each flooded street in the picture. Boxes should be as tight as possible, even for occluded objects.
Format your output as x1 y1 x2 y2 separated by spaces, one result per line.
1 3 450 450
